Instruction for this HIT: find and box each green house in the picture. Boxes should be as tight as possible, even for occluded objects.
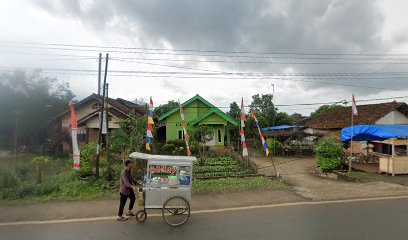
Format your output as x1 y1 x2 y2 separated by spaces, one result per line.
157 95 238 146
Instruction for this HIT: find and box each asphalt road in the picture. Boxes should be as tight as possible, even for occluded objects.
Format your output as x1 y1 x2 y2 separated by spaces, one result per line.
1 198 408 240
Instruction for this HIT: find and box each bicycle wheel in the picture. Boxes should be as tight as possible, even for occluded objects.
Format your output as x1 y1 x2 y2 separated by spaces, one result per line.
136 210 147 223
162 196 190 226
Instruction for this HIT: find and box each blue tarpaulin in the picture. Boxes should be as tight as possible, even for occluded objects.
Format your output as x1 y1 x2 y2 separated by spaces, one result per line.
341 125 408 142
261 125 295 132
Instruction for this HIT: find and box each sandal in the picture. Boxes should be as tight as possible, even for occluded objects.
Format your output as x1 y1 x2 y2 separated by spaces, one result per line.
126 211 136 216
117 216 129 221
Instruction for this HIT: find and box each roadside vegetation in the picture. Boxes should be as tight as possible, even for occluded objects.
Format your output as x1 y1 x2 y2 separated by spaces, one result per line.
314 138 344 172
193 177 290 193
192 156 287 193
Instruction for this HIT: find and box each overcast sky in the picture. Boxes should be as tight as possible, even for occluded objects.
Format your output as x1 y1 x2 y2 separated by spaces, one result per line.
1 0 408 115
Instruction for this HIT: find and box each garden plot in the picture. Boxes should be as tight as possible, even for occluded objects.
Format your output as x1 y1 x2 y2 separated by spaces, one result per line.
193 157 256 179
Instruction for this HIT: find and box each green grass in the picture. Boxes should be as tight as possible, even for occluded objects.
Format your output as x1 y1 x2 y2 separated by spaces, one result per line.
348 171 389 182
193 177 290 193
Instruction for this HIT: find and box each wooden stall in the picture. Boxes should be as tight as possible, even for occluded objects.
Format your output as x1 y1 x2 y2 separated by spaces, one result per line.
375 139 408 176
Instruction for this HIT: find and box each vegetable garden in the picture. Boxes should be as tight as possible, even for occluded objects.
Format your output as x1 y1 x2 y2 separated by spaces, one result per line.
193 156 256 179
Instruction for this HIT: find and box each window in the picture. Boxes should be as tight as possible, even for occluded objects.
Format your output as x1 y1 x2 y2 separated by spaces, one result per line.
178 130 184 140
217 129 222 143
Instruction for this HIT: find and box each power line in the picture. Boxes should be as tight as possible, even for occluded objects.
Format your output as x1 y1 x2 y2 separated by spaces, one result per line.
4 42 408 64
4 41 408 57
3 65 408 77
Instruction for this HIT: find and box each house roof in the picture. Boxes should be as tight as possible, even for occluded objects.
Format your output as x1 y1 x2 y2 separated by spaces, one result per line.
77 108 127 125
158 94 237 126
306 102 408 130
158 94 215 121
52 93 146 122
189 108 238 126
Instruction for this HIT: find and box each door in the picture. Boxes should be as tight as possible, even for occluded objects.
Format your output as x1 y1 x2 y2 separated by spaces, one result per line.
206 129 216 146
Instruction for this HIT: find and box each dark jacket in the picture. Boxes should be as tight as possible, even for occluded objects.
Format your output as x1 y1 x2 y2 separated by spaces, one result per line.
120 169 137 195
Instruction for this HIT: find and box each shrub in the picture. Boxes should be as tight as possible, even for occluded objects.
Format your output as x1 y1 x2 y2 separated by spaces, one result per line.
0 167 18 189
266 139 284 155
78 143 97 177
162 144 176 153
314 139 344 172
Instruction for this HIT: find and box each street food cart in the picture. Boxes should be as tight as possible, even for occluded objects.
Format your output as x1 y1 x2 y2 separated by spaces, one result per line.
129 152 196 226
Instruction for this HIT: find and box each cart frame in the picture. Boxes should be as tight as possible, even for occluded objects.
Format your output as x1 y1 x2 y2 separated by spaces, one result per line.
129 152 196 226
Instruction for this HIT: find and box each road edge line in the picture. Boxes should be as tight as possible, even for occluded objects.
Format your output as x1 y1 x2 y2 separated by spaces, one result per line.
1 194 408 227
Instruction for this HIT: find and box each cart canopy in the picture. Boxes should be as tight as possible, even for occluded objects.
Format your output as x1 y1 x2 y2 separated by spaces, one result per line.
129 152 196 163
341 125 408 142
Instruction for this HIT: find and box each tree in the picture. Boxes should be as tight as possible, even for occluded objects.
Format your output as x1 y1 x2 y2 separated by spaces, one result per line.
250 94 276 127
110 112 147 161
189 125 214 156
0 70 74 149
310 104 343 119
227 101 240 119
153 100 178 117
275 112 292 126
227 101 241 147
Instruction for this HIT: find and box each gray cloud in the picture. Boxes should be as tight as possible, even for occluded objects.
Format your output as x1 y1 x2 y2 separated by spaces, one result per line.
31 0 408 100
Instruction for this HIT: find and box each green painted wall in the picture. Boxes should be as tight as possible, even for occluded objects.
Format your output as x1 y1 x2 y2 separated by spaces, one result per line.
165 100 226 146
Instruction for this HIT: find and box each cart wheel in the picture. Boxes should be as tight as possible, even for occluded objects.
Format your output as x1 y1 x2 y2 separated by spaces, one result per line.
162 196 190 227
136 210 147 223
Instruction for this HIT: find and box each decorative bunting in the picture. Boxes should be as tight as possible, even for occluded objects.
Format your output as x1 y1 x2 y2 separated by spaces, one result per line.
240 98 248 157
251 110 270 156
146 97 154 152
69 102 80 170
178 100 191 156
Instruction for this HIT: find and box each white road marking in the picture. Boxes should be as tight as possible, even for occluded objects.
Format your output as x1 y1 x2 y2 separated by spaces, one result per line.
1 194 408 227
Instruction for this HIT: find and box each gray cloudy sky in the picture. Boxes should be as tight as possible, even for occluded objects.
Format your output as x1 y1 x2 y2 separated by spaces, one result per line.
1 0 408 115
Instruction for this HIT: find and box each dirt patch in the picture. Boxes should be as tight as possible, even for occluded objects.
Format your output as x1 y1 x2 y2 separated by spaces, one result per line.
249 151 408 201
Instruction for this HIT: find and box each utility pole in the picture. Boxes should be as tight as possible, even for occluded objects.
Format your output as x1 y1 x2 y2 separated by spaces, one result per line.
95 53 109 178
105 83 112 181
97 53 102 95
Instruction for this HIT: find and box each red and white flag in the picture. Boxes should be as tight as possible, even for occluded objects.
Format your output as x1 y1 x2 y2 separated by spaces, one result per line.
69 102 80 170
352 94 358 116
178 100 191 156
240 98 248 157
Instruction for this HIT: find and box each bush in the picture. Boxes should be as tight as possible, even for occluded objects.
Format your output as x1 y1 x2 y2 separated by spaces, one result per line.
314 139 344 172
162 143 176 153
0 167 18 189
78 143 97 177
266 139 284 155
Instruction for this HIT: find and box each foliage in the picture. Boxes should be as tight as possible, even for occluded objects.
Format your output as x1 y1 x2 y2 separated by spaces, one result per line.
78 143 97 177
274 112 293 126
153 100 178 117
251 94 276 127
0 70 74 149
31 156 50 184
314 139 344 172
266 139 284 155
0 167 18 189
189 125 214 155
310 104 344 119
193 177 290 193
193 156 256 178
226 102 241 148
110 112 147 161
